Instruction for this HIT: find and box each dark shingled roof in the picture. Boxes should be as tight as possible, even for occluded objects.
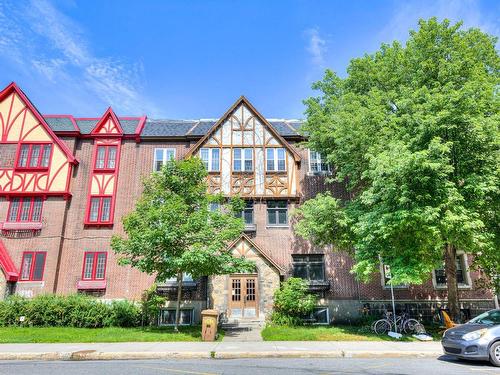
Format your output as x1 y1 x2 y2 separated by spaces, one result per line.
142 120 198 137
268 120 302 136
44 116 76 132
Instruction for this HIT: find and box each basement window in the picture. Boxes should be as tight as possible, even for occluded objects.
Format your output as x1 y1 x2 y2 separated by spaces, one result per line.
158 308 194 326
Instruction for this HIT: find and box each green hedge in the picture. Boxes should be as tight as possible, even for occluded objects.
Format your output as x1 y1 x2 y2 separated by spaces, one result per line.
0 294 140 328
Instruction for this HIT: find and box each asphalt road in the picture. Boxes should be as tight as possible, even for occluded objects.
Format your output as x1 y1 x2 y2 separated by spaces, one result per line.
0 356 499 375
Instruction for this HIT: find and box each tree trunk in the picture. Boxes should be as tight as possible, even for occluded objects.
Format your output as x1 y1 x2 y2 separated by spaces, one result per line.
174 271 183 333
444 244 461 322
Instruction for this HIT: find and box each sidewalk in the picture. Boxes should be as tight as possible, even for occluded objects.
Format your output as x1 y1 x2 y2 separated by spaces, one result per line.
0 341 443 360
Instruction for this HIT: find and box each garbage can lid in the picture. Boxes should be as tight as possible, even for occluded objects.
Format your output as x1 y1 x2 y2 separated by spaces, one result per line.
201 309 219 316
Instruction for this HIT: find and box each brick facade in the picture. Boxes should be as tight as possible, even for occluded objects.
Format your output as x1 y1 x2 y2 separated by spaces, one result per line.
0 83 494 323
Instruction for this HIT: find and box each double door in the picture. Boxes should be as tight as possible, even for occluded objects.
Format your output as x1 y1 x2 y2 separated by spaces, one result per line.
228 275 258 318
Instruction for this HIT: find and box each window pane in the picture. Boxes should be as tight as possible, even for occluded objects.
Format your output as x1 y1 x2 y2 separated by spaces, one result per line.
278 208 287 224
29 145 41 167
233 148 241 171
309 263 324 281
107 146 117 169
435 269 446 285
95 253 106 279
83 253 94 279
244 149 253 171
41 145 52 167
313 307 329 324
32 253 46 281
20 199 31 221
293 264 308 279
166 149 175 160
8 198 20 221
21 253 33 280
95 146 106 168
244 204 254 224
277 148 286 171
267 209 276 225
200 149 209 170
89 198 100 222
32 197 43 221
266 148 274 170
101 197 112 222
211 149 220 171
154 149 164 171
18 145 29 167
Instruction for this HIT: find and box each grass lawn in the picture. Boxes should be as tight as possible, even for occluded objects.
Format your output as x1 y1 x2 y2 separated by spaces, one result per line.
261 325 441 341
0 326 223 343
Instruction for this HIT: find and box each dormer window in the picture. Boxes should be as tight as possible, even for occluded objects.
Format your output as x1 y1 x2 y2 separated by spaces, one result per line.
17 143 52 169
95 145 117 170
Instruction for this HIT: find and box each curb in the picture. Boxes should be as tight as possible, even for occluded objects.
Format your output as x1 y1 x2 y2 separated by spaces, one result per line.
0 350 442 361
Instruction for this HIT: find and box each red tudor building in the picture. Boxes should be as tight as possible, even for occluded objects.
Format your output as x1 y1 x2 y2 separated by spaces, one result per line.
0 82 495 325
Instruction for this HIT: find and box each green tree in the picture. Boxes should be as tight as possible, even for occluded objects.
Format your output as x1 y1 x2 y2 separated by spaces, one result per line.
111 158 254 331
296 18 499 321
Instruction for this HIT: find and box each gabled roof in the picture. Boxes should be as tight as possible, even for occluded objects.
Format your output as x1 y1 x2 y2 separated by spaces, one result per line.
185 96 302 161
227 233 284 275
0 82 77 164
0 240 18 282
90 107 123 136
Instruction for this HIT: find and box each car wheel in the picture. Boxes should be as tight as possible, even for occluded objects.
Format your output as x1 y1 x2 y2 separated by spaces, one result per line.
490 341 500 367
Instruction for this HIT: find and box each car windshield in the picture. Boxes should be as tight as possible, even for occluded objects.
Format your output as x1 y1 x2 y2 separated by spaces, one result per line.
468 310 500 325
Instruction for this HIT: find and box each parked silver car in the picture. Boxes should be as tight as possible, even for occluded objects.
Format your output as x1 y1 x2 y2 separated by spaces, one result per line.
442 309 500 366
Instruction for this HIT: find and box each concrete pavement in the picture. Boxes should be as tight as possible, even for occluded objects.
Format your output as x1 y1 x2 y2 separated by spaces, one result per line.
0 340 443 360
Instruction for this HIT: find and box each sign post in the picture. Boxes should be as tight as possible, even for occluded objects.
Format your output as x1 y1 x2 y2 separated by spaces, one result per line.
384 264 398 333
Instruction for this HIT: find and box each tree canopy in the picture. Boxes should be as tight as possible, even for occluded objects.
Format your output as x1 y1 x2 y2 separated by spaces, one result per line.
296 18 499 313
111 157 254 328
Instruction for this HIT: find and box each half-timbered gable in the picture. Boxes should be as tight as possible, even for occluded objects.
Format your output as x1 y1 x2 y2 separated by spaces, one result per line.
187 97 301 198
0 83 76 198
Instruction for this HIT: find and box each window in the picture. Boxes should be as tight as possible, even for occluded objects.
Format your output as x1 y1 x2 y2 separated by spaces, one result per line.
87 196 112 224
267 201 288 226
200 148 220 172
159 308 194 326
266 148 286 171
309 150 330 173
153 148 176 172
434 256 467 286
20 251 46 281
304 307 329 324
17 144 52 168
238 201 254 225
82 252 107 280
163 273 194 285
292 254 325 281
7 197 43 222
94 145 117 170
233 148 253 172
381 264 407 288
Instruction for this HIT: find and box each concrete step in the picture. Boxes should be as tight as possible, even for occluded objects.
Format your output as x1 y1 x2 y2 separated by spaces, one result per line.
220 319 265 331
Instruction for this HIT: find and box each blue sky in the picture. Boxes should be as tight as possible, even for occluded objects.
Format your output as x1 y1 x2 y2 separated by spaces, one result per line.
0 0 498 119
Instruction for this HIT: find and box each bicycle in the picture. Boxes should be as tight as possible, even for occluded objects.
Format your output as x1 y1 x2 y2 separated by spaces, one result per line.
373 311 425 335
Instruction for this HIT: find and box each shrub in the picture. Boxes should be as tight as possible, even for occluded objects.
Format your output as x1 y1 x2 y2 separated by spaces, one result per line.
0 294 140 328
271 277 317 326
140 284 166 326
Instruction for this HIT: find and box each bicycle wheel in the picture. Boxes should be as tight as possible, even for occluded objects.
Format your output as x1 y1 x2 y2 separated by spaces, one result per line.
403 319 424 334
374 319 391 335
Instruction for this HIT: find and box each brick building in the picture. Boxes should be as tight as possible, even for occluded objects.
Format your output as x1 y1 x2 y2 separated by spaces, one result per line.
0 82 495 325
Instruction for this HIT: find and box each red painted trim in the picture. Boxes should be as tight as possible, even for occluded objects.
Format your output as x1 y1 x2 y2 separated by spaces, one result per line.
14 142 53 171
81 251 107 280
6 196 44 222
134 116 147 142
90 107 124 136
0 82 77 164
19 251 46 282
0 240 18 281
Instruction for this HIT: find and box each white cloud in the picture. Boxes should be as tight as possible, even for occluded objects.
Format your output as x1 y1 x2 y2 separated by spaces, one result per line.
379 0 499 45
0 0 161 116
305 27 327 68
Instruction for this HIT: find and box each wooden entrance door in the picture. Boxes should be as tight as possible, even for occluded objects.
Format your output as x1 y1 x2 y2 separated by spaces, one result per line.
229 275 258 318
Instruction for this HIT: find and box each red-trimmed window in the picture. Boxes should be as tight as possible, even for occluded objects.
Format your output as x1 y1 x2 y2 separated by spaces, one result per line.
7 197 43 222
87 196 112 223
82 252 107 280
20 251 46 281
17 144 52 169
94 145 117 170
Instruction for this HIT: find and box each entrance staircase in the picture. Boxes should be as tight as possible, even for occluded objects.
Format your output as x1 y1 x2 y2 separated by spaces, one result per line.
220 317 264 342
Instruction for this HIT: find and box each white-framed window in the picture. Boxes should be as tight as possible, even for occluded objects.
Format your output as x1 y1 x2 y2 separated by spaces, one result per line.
233 148 253 172
159 308 194 326
306 307 329 324
433 254 470 288
154 148 176 171
267 200 288 226
200 148 220 172
266 148 286 172
308 150 330 173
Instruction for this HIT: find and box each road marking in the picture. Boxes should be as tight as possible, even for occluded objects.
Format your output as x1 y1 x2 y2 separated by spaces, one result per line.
134 365 218 375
